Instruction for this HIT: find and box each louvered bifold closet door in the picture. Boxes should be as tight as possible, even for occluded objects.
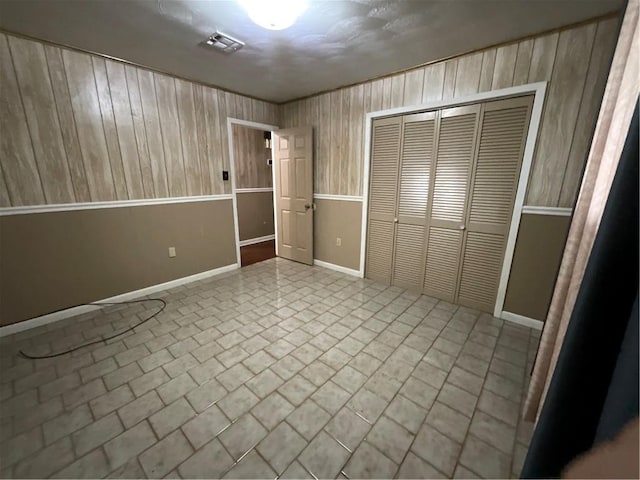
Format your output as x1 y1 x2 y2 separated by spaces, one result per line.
457 96 533 312
366 116 402 283
392 112 437 290
423 105 480 301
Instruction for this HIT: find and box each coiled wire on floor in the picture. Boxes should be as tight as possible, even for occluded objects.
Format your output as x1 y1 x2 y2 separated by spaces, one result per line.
18 298 167 360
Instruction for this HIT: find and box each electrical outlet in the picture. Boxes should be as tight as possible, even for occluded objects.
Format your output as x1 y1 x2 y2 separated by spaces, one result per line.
168 247 176 258
336 237 342 247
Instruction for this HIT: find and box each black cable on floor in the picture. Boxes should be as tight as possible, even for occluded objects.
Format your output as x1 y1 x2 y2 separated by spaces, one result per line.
18 298 167 360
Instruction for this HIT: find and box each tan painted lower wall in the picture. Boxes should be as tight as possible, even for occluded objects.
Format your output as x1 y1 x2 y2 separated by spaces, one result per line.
237 192 274 241
0 200 237 326
317 198 568 321
314 199 362 271
503 213 571 321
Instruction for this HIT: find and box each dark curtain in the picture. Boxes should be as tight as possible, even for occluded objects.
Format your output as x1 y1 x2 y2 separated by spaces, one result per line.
521 100 639 478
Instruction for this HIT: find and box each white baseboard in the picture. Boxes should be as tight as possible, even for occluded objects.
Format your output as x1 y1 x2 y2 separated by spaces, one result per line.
500 311 544 330
0 263 239 338
313 259 362 277
239 234 275 247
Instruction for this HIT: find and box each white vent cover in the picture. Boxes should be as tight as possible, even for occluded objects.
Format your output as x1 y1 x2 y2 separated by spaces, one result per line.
204 31 244 54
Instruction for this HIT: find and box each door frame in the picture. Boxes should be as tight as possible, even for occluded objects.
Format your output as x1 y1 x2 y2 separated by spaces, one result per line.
226 117 279 266
360 82 548 322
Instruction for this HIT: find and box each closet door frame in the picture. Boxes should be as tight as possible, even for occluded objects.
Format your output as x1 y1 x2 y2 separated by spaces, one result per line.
360 82 548 320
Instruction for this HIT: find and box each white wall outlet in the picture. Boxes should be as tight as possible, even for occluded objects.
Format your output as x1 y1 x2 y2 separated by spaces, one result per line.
336 237 342 247
168 247 176 258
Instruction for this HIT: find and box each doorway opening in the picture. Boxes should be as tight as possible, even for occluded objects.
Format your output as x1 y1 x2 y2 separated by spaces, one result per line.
228 119 278 267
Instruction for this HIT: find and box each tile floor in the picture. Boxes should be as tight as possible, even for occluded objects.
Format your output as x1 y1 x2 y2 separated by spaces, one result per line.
0 258 539 479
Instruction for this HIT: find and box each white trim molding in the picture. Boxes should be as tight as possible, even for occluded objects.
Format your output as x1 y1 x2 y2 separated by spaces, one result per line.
239 234 275 247
0 195 233 216
493 83 547 318
235 188 273 194
227 117 280 266
313 194 363 202
522 206 573 216
360 82 549 315
313 259 361 277
0 263 239 338
501 311 544 330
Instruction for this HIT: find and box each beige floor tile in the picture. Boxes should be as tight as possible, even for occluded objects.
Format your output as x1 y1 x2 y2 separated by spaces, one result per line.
325 407 371 451
0 259 538 479
298 431 350 479
385 394 427 434
400 376 439 410
332 365 367 394
245 368 283 398
286 399 331 440
344 441 398 479
219 414 267 460
52 448 110 479
222 449 275 479
459 434 511 479
256 422 307 474
311 381 351 414
426 401 471 444
367 415 414 463
347 388 388 424
278 375 316 406
149 397 195 439
185 378 227 413
217 363 253 391
177 438 234 478
412 424 461 476
477 388 520 427
279 460 314 479
104 421 156 470
72 412 124 457
182 404 230 449
139 429 193 478
398 452 447 479
437 383 478 418
469 411 517 454
252 392 295 430
447 366 485 396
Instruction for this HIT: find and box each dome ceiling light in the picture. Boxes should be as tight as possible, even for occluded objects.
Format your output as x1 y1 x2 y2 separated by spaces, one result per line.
237 0 309 30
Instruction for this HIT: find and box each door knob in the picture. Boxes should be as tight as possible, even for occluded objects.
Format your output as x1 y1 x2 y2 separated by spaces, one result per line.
460 225 466 230
393 218 398 223
304 204 311 210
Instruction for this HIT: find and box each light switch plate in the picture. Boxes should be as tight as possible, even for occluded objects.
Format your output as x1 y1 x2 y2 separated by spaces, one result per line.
168 247 176 258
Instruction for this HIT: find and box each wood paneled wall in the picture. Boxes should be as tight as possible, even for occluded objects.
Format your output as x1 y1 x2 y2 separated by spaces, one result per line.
232 124 273 189
280 17 619 207
0 33 279 207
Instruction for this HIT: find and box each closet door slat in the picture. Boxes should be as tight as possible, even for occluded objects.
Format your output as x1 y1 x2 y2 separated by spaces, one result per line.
424 105 480 300
458 96 533 312
430 108 479 225
392 112 436 290
423 227 463 302
365 116 401 283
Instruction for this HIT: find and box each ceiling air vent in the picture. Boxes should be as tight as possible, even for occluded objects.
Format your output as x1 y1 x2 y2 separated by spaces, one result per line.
204 31 245 54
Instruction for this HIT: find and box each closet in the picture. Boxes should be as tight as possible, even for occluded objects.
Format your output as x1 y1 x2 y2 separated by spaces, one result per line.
365 95 533 313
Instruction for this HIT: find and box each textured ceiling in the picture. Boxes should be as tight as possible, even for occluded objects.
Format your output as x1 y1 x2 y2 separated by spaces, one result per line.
0 0 622 102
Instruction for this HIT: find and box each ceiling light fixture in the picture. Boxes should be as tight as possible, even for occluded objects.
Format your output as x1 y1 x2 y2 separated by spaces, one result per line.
237 0 308 30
